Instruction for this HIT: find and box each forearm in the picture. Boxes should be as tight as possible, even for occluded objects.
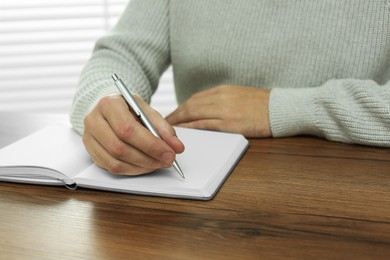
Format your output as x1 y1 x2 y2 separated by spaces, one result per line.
269 79 390 147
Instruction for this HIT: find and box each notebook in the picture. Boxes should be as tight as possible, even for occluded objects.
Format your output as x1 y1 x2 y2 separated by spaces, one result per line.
0 126 248 200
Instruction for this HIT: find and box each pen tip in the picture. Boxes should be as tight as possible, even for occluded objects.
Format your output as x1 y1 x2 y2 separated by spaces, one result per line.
178 168 185 179
172 161 185 179
111 74 118 81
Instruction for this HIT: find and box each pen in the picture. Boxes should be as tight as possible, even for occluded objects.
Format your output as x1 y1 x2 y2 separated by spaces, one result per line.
111 73 185 179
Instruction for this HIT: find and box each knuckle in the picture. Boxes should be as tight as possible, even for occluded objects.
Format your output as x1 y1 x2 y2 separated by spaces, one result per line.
98 95 111 107
106 160 124 174
83 114 94 129
116 122 135 139
109 140 126 158
98 95 117 113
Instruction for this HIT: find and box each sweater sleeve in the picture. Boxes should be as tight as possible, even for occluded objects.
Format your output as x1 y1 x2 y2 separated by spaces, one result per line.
70 0 170 134
269 79 390 147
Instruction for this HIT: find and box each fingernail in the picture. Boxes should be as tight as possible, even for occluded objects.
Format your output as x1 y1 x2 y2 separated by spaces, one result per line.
161 152 174 165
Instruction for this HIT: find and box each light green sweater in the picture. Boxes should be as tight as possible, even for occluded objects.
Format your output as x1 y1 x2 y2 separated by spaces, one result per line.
70 0 390 147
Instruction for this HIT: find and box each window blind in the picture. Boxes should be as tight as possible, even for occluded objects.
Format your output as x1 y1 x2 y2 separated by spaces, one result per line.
0 0 177 116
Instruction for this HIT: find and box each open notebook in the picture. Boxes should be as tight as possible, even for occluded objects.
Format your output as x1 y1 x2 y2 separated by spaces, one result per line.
0 126 248 200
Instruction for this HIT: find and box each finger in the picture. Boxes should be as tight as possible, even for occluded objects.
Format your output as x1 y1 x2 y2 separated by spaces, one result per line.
83 132 156 175
140 103 185 154
174 119 227 132
98 95 177 165
87 111 171 170
166 101 221 126
160 133 185 154
133 96 185 154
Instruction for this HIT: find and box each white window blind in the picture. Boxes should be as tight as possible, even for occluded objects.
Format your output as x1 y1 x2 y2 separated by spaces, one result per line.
0 0 176 116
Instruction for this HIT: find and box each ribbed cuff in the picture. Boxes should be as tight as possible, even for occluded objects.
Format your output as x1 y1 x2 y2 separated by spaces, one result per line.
269 87 322 138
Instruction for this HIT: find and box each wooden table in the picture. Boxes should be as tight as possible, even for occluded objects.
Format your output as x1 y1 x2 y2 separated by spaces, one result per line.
0 112 389 259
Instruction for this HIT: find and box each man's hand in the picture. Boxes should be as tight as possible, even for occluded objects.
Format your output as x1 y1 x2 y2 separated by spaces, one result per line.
166 85 271 138
82 94 185 175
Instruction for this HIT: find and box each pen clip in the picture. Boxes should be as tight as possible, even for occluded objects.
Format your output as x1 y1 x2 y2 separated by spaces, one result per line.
111 74 142 117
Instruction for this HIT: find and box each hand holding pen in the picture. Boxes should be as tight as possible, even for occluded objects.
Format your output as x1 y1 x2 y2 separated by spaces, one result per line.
81 75 185 176
112 74 185 178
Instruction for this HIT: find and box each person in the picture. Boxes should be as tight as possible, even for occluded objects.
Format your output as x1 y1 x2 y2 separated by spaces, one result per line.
70 0 390 175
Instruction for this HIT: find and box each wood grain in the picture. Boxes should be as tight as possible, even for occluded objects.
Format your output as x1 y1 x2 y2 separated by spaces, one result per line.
0 113 389 259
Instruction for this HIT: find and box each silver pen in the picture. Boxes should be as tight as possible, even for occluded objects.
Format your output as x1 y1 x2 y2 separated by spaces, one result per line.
111 73 185 179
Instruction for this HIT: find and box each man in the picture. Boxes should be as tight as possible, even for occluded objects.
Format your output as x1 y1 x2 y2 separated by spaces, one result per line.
71 0 390 175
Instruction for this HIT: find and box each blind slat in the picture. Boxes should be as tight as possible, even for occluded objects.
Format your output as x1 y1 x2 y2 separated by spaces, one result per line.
0 66 85 80
0 31 105 45
0 0 127 8
0 54 90 68
0 43 94 57
0 19 107 34
0 1 106 7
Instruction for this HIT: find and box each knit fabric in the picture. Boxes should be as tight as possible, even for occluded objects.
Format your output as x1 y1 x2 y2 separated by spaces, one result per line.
70 0 390 147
